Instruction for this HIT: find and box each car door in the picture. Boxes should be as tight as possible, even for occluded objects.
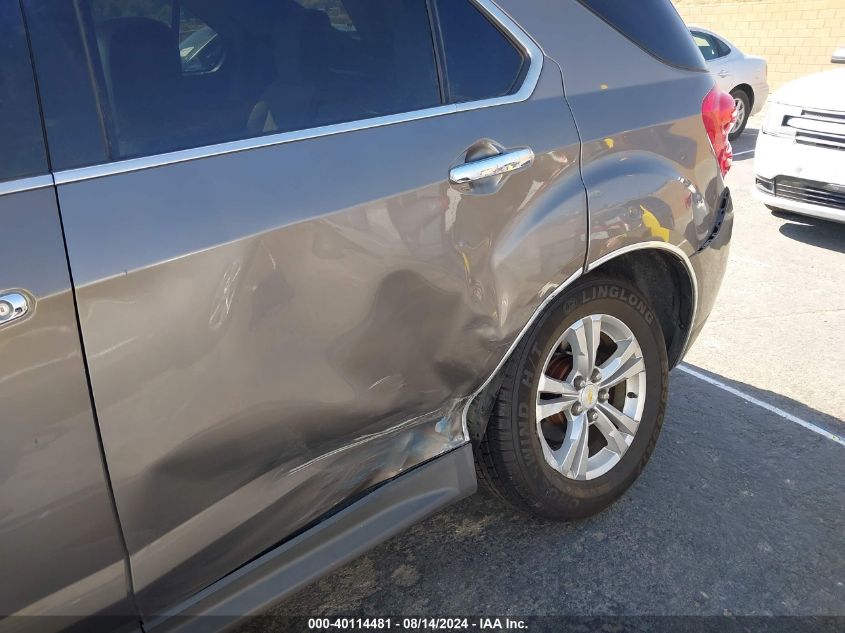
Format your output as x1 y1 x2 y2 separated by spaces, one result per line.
0 3 136 631
692 30 732 91
24 0 587 617
710 34 738 91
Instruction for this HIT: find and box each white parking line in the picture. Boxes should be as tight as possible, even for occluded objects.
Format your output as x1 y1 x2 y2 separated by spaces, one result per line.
733 149 755 157
678 365 845 447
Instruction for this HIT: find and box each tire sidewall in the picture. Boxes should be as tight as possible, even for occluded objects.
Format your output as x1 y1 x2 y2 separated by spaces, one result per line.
508 278 668 517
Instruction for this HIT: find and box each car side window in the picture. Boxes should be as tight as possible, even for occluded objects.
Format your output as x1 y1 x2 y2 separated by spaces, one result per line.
179 10 224 75
55 0 441 163
298 0 357 35
578 0 707 71
691 31 720 61
692 31 730 61
91 0 170 23
435 0 525 103
714 36 732 58
93 0 224 74
0 1 49 182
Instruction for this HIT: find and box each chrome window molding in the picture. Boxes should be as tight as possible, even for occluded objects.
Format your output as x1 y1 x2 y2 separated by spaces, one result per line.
0 175 54 197
587 241 700 360
460 268 583 441
54 0 543 186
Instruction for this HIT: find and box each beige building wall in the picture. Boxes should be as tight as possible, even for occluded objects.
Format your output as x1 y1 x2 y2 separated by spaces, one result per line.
673 0 845 92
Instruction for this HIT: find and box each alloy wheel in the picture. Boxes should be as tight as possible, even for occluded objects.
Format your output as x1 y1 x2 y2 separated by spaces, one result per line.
535 314 647 480
731 97 746 134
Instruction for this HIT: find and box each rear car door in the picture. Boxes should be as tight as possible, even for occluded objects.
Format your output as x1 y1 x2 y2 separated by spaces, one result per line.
710 35 737 90
24 0 586 617
692 30 733 91
0 2 135 630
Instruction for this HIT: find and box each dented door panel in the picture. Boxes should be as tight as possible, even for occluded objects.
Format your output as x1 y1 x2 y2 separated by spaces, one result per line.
54 62 587 615
0 186 135 631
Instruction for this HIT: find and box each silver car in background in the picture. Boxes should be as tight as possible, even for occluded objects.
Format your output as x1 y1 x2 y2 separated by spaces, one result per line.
1 0 733 631
691 26 769 139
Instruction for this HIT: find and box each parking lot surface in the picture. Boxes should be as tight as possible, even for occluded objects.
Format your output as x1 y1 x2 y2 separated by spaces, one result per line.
685 124 845 422
255 122 845 624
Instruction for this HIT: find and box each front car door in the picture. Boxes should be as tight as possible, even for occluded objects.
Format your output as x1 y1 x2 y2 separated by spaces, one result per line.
0 2 135 631
24 0 587 617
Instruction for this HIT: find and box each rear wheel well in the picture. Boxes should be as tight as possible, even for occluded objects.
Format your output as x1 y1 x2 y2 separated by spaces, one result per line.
592 249 695 367
731 84 754 109
465 248 695 444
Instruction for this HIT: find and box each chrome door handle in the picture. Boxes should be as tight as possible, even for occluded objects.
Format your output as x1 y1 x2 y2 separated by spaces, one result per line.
718 70 730 78
450 148 534 185
0 292 30 327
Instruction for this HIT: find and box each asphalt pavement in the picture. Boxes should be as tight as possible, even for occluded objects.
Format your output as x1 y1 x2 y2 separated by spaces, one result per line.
252 121 845 626
685 121 845 422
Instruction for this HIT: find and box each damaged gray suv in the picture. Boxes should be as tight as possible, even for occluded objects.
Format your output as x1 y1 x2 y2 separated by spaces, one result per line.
1 0 734 630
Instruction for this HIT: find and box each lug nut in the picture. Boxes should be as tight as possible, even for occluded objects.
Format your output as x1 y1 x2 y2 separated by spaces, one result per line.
587 410 599 423
591 369 602 383
571 402 584 416
598 389 610 403
573 376 586 390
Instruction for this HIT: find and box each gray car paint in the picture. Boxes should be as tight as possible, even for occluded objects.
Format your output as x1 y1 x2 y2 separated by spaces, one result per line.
497 0 728 337
0 186 135 631
54 59 586 615
2 0 735 625
152 445 476 631
687 207 734 352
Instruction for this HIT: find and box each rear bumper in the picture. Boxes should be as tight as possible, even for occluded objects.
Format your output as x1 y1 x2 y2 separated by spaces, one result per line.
750 82 769 116
754 131 845 223
684 187 734 360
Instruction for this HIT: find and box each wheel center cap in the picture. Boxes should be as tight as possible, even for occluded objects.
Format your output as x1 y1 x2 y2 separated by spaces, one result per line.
579 384 599 409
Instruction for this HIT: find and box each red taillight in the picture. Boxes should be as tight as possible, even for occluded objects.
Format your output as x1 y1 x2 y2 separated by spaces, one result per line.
702 86 735 176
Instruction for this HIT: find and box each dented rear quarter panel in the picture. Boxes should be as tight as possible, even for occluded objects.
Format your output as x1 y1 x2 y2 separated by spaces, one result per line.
499 0 725 261
498 0 729 351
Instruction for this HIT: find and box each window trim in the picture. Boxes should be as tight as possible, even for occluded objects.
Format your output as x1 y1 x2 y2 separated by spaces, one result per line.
0 174 54 197
53 0 543 186
432 0 528 105
425 0 449 104
1 0 52 188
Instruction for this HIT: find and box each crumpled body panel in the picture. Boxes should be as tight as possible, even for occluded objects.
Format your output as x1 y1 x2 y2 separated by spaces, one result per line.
57 64 587 615
499 0 727 353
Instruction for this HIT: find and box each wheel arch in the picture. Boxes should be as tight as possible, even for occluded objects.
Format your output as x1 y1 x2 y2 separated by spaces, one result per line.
586 243 697 368
731 83 754 109
464 243 697 444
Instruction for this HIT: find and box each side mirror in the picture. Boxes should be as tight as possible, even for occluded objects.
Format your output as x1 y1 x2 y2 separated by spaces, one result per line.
833 47 845 64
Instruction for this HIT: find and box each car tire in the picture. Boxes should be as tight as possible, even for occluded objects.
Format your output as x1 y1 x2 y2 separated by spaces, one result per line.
475 276 669 520
729 89 751 141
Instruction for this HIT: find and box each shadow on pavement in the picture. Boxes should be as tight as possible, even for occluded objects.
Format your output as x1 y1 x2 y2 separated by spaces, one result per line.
731 126 758 162
680 363 844 431
771 211 845 254
258 366 844 625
